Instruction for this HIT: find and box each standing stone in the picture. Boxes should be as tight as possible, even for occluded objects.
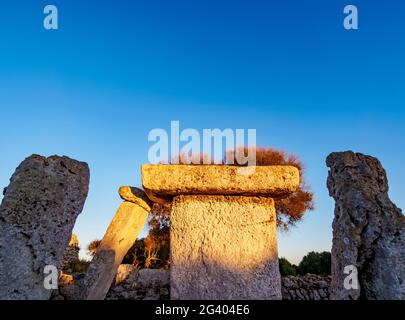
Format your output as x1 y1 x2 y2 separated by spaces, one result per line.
79 187 150 300
327 151 405 300
0 155 89 300
142 164 300 300
171 195 281 300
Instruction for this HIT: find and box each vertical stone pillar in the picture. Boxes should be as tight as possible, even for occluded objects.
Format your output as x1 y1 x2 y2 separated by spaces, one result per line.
142 165 300 300
80 187 150 300
0 155 89 300
327 151 405 300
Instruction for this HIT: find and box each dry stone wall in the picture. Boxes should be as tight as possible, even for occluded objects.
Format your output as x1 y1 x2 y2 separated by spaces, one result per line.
95 265 332 301
106 265 170 300
281 275 331 300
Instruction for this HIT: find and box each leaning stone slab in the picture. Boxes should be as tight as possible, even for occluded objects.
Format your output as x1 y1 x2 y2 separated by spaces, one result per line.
79 187 150 300
0 155 89 300
119 186 152 210
327 151 405 300
142 165 300 199
171 195 281 300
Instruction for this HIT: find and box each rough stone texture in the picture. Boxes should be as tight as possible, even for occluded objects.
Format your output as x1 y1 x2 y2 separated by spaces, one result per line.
281 275 331 300
79 194 149 300
60 234 80 273
106 265 170 300
50 271 85 300
142 165 300 199
0 155 89 300
143 188 173 205
51 265 170 301
55 270 331 301
170 195 281 300
60 244 80 272
327 151 405 300
119 186 152 210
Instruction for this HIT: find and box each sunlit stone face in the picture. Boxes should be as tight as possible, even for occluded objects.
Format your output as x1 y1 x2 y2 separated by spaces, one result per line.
170 195 281 300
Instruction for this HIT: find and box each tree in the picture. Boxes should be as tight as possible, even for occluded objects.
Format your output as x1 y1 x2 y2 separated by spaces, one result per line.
123 203 171 269
224 146 314 230
125 146 313 267
123 238 145 268
145 203 171 269
279 257 297 276
297 251 331 275
87 239 101 257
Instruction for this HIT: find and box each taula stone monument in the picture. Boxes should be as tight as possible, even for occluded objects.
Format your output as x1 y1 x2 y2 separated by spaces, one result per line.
78 187 151 300
142 164 300 300
327 151 405 300
0 155 89 300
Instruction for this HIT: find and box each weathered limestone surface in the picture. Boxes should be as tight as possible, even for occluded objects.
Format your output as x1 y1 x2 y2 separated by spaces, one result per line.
171 195 281 300
142 165 300 200
79 187 150 300
0 155 89 300
119 186 153 210
327 151 405 300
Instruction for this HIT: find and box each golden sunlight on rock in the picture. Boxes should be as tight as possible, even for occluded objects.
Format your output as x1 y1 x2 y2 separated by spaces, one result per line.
142 165 300 198
140 164 299 300
79 188 150 300
171 195 281 300
68 234 79 248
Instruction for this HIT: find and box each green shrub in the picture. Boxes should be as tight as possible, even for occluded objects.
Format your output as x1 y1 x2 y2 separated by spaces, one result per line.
279 257 297 276
297 251 331 275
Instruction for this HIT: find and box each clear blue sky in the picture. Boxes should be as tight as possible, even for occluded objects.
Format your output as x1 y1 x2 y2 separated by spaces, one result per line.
0 0 404 264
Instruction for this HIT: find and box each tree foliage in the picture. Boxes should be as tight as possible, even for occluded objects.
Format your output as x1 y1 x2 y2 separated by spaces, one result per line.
279 252 331 276
87 147 314 269
279 257 298 276
135 146 314 270
296 251 331 275
87 239 101 257
225 146 314 230
123 203 171 269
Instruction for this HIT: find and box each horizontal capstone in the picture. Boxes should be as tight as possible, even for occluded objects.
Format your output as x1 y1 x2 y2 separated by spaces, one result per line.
142 165 299 198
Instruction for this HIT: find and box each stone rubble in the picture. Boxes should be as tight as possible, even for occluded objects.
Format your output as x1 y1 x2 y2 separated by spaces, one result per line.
106 265 170 300
281 274 331 300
